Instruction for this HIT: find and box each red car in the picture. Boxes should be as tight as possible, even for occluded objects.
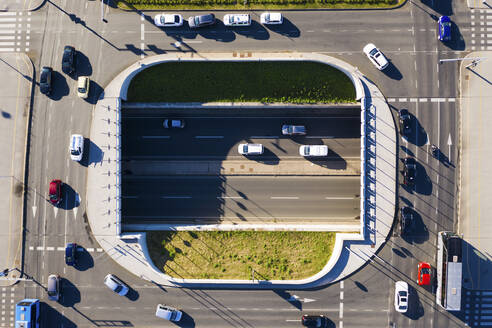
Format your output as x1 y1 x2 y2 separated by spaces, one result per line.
49 179 62 205
417 262 431 286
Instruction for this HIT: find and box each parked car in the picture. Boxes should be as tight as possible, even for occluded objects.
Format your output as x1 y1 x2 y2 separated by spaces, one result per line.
398 109 411 138
417 262 431 286
394 281 409 313
299 145 328 157
301 314 327 327
39 66 53 95
47 274 61 301
69 134 84 161
282 124 306 135
438 16 451 41
77 76 90 99
163 119 185 128
155 304 182 322
224 14 251 26
403 157 417 187
400 207 413 236
49 179 62 205
260 12 283 25
188 14 216 28
104 274 129 296
238 143 264 155
65 243 78 266
61 45 76 75
154 13 183 27
363 43 389 70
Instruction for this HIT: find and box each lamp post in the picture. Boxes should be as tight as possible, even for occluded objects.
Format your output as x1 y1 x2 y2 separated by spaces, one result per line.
0 268 32 281
439 57 487 68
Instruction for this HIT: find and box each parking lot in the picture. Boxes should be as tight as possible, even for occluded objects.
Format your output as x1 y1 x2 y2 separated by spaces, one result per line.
121 107 361 228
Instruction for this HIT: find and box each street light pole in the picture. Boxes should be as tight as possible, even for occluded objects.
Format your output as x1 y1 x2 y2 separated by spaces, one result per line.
439 57 487 68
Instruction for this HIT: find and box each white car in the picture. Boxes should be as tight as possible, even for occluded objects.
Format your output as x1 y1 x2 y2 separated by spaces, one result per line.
394 281 409 313
363 43 389 70
238 143 264 155
155 304 182 322
163 119 185 128
299 145 328 157
69 134 84 161
223 14 251 26
77 76 90 99
104 274 129 296
260 12 283 25
154 14 183 27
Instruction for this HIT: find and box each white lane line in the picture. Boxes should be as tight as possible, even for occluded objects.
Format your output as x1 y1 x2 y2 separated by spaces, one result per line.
325 197 356 200
0 31 15 34
0 12 17 16
97 248 103 252
141 24 144 41
0 36 14 40
195 136 224 139
57 247 65 251
0 42 15 46
142 136 170 139
0 18 17 22
46 247 54 251
29 246 33 250
250 136 278 139
161 196 192 199
86 248 95 252
306 136 334 139
36 246 43 251
217 196 243 199
0 24 15 28
270 196 299 200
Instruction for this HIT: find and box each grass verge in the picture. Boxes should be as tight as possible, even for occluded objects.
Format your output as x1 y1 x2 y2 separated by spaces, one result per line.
127 61 356 104
146 231 337 280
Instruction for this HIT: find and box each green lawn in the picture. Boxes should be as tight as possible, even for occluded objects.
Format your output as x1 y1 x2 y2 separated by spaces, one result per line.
127 61 356 104
146 231 337 280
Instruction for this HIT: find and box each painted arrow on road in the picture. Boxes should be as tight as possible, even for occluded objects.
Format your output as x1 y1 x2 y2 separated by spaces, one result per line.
288 295 316 303
447 133 452 158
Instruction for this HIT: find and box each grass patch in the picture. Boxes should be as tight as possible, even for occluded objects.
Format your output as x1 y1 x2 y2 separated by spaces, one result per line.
116 0 401 10
146 231 337 280
127 61 356 104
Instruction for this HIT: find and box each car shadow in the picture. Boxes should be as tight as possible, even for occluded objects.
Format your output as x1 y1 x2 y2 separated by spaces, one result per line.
59 278 81 307
61 183 81 210
48 71 70 101
414 161 432 196
75 50 92 77
126 288 139 301
74 245 94 271
250 147 280 165
406 284 425 320
197 23 236 42
439 21 465 51
304 148 347 170
400 145 415 157
264 18 300 38
175 311 195 327
418 0 453 16
42 302 77 328
230 21 270 41
85 79 104 105
383 62 403 80
86 139 104 166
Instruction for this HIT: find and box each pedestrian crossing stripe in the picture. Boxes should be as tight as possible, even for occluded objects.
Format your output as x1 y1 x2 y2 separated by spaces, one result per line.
386 98 456 103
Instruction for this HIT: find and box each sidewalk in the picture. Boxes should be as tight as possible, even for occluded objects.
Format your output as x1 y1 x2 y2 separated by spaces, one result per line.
0 0 44 11
87 52 396 288
0 54 33 286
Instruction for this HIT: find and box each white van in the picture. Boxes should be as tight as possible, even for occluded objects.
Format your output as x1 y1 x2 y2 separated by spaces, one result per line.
155 304 182 322
223 14 251 26
299 145 328 157
69 134 84 161
238 143 264 155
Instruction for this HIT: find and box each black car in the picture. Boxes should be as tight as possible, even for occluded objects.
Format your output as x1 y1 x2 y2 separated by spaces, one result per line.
400 207 413 235
398 109 411 137
62 45 76 75
39 66 52 95
301 315 327 328
403 157 416 186
188 14 216 28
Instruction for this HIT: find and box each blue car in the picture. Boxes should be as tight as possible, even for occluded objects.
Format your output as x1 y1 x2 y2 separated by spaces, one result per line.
65 243 78 266
438 16 451 41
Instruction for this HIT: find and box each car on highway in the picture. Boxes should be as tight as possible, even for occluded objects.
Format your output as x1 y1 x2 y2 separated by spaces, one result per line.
417 262 431 285
163 119 185 128
403 157 416 187
400 206 413 236
398 109 411 138
104 274 129 296
65 243 78 266
155 304 182 322
363 43 389 71
301 314 327 327
238 143 264 155
69 134 84 162
39 66 53 95
299 145 328 157
224 14 251 26
47 274 61 301
260 12 283 25
438 16 451 41
282 124 306 135
394 281 409 313
49 179 62 205
61 45 76 75
77 76 90 99
154 13 183 27
188 14 216 28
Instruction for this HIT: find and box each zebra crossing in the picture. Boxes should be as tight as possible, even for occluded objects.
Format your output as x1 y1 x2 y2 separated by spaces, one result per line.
0 287 16 327
0 11 30 53
470 9 492 50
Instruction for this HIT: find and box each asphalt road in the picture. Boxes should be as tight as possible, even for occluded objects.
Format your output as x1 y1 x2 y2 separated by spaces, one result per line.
13 0 472 326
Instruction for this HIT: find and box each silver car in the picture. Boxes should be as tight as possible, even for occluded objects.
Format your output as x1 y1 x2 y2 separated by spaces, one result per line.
188 14 216 28
282 125 306 136
47 274 60 301
104 274 129 296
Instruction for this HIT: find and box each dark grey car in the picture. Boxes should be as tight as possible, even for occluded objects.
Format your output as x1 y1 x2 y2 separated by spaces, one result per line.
188 14 216 28
40 66 53 95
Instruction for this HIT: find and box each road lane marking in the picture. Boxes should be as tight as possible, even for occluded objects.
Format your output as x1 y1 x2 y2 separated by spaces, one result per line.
195 136 224 139
161 196 192 199
325 197 356 200
141 136 170 139
270 196 299 200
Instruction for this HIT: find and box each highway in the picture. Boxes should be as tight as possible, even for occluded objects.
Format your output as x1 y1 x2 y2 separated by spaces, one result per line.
11 0 471 326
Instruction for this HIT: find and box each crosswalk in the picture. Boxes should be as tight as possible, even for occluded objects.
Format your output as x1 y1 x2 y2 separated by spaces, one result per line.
470 9 492 50
0 287 16 327
0 12 30 53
